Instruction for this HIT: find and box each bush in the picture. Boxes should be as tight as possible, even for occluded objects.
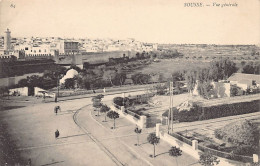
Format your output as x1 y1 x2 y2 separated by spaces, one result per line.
214 129 225 140
113 97 129 107
176 100 260 122
214 120 259 147
232 145 258 156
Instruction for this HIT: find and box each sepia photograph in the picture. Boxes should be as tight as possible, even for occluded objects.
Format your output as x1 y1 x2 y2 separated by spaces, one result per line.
0 0 259 165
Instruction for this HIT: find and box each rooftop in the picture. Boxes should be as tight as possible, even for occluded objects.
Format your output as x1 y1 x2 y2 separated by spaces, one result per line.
227 73 260 84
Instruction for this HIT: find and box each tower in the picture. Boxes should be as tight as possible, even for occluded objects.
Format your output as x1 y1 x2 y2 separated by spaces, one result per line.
4 28 11 51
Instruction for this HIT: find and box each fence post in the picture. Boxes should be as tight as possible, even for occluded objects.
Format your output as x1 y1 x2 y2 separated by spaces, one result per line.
140 116 147 129
156 123 161 137
253 154 259 163
192 140 198 150
120 106 125 113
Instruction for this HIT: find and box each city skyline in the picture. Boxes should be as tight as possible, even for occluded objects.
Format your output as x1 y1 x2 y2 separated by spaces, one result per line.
0 0 260 45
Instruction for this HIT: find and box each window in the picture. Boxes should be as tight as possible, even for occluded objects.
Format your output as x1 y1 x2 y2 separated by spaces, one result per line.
39 49 41 52
25 47 28 50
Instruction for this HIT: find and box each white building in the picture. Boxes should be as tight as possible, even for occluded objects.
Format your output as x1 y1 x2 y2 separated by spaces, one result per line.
227 73 260 90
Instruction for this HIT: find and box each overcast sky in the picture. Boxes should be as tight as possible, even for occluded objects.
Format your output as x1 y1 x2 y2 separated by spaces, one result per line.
0 0 259 44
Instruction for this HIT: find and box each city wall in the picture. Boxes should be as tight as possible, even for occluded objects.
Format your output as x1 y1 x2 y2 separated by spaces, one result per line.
0 73 44 88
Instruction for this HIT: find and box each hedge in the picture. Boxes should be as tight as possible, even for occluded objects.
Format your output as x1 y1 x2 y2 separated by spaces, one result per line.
175 100 260 122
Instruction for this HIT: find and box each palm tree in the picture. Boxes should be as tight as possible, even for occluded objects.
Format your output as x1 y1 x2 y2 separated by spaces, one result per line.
92 95 104 116
100 104 110 122
147 133 160 158
169 146 182 166
134 126 142 146
107 111 119 129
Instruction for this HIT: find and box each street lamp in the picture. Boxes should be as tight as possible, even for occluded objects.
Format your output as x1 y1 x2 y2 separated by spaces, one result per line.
56 74 63 102
122 92 126 106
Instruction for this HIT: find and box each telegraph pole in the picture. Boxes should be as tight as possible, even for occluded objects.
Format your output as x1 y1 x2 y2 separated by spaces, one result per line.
168 82 173 133
171 82 174 133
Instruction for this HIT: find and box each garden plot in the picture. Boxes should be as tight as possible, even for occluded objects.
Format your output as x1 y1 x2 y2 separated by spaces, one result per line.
176 118 260 158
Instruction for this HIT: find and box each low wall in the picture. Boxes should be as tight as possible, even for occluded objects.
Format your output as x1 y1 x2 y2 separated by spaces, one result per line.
110 105 147 129
9 87 28 96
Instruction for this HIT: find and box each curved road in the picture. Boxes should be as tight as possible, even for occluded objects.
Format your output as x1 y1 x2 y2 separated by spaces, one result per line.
73 93 152 166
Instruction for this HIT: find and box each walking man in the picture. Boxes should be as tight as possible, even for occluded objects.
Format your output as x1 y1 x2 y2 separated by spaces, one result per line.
55 129 60 139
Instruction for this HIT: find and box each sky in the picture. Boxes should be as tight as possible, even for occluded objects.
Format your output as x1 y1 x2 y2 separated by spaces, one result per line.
0 0 259 44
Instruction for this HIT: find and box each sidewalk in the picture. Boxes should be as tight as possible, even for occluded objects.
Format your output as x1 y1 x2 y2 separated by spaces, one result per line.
88 107 200 166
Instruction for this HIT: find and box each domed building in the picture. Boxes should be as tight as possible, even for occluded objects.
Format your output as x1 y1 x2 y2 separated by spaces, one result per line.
59 69 78 84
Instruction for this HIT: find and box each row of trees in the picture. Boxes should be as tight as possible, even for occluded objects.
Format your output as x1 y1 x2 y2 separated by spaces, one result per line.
185 59 238 99
241 61 260 74
16 65 67 90
91 94 120 129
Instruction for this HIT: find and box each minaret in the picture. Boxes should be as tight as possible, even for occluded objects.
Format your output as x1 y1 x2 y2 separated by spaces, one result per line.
4 28 11 51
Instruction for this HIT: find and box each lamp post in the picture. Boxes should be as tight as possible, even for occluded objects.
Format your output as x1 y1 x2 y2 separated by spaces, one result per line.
56 74 63 102
122 92 126 106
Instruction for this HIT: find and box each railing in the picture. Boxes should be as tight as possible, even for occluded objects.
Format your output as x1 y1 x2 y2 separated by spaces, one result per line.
125 109 140 120
170 132 253 163
198 144 253 163
113 102 141 120
170 132 192 146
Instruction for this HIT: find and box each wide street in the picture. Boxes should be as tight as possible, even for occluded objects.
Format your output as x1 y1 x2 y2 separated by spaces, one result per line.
0 90 200 166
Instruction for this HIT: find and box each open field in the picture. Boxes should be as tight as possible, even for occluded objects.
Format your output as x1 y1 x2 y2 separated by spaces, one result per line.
139 59 210 78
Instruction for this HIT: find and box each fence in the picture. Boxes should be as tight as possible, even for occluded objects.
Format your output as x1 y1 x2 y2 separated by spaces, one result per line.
111 102 146 128
170 132 192 146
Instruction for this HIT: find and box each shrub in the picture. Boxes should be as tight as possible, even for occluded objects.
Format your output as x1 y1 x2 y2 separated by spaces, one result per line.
232 145 257 156
113 97 130 107
214 129 225 140
166 100 260 123
214 120 259 147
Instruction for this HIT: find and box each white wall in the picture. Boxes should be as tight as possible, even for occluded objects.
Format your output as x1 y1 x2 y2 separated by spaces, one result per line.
9 87 28 96
110 105 147 129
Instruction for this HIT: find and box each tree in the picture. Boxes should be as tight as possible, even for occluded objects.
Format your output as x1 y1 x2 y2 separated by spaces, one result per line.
199 152 219 166
147 133 160 158
169 146 182 166
92 95 104 116
134 126 142 146
115 72 127 86
100 104 110 122
131 73 151 85
107 111 119 129
185 70 197 95
242 62 260 74
209 59 237 81
103 70 117 86
64 78 75 89
197 81 214 99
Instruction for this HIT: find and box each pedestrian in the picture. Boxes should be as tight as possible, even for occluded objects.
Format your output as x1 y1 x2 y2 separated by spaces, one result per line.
55 129 60 139
54 106 59 115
